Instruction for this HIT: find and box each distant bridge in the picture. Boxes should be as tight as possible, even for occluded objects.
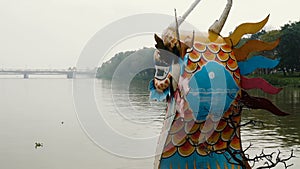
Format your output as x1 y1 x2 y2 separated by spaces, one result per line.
0 69 96 78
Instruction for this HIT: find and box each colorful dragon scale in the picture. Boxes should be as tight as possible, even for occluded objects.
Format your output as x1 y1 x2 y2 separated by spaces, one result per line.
149 2 288 169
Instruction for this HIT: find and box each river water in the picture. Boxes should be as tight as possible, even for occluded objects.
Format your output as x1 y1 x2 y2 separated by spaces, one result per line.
0 78 299 169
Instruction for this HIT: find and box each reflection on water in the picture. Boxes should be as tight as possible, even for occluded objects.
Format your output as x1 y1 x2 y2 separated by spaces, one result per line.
0 78 298 169
95 79 300 168
242 87 300 148
240 87 300 167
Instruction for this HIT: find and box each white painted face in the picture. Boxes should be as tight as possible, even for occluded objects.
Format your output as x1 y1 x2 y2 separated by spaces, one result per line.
153 48 182 91
154 65 170 80
153 49 171 80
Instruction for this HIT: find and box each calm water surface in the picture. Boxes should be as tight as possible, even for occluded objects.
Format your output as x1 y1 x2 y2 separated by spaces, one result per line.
0 78 299 169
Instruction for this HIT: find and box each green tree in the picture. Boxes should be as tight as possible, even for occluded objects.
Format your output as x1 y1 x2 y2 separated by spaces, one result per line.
277 21 300 75
250 29 267 39
260 30 281 42
96 48 155 80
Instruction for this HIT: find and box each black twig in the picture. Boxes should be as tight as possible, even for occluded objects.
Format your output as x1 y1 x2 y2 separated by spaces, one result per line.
245 149 295 169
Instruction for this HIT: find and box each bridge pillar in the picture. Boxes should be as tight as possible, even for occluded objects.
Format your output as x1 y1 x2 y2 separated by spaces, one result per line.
67 71 76 79
24 73 29 79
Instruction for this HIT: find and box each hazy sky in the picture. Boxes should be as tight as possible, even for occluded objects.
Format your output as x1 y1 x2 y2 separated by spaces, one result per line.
0 0 299 69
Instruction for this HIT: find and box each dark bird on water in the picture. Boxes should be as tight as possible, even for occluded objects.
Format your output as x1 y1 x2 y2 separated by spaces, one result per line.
35 142 43 149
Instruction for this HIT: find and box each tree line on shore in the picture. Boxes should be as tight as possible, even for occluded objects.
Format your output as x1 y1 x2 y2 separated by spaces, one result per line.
246 20 300 76
97 20 300 80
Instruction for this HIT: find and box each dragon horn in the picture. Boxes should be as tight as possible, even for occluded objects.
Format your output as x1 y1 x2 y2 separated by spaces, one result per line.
174 9 181 47
178 0 202 26
209 0 233 34
169 0 202 28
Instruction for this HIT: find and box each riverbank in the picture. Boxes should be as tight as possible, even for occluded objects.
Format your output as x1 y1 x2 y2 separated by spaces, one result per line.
249 72 300 87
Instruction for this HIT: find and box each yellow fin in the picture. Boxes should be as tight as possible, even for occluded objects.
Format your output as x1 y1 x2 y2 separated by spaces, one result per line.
224 15 270 47
233 39 280 61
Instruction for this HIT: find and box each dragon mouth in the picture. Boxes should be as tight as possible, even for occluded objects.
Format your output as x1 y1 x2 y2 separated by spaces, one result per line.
154 65 170 80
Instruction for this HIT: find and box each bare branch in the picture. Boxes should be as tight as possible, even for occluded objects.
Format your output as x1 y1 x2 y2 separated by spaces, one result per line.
239 120 264 128
245 149 295 169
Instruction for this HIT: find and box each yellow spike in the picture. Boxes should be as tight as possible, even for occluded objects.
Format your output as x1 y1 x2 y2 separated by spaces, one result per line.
170 162 173 169
233 39 280 61
216 161 221 169
207 162 211 169
224 15 270 47
185 162 188 169
193 159 197 169
224 163 229 169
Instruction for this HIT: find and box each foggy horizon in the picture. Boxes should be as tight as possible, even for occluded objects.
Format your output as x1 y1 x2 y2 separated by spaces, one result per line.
0 0 299 69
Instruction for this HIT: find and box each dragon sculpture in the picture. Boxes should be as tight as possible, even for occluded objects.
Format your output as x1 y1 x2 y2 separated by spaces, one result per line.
149 0 289 168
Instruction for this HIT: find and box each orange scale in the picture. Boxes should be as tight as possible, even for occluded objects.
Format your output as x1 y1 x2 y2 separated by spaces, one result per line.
222 111 231 119
233 106 241 115
230 98 238 107
226 58 238 71
172 112 181 121
202 49 216 61
183 109 194 121
175 112 183 120
185 61 198 73
221 125 235 142
213 139 227 151
194 42 207 52
207 44 220 54
182 71 191 78
228 52 236 60
185 120 200 134
183 101 190 113
172 129 188 146
221 44 232 53
235 68 241 75
169 118 185 134
188 50 201 63
178 140 195 157
162 142 177 158
214 56 219 63
223 106 233 116
233 76 240 87
199 122 204 131
229 105 236 112
229 135 241 150
197 57 207 67
215 119 228 132
189 130 205 145
234 100 240 108
164 134 172 146
206 131 221 145
200 117 214 133
195 118 206 124
196 143 210 156
231 115 241 126
216 50 230 62
233 71 240 79
182 72 192 78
